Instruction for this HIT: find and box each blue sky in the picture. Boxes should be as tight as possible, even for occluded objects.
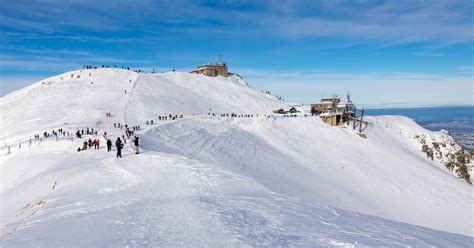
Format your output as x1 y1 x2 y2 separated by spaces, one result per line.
0 0 473 107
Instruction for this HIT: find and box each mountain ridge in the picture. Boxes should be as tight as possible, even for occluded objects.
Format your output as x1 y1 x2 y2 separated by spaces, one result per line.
0 68 472 245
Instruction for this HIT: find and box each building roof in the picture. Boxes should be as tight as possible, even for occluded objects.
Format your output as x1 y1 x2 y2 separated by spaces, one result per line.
197 63 227 69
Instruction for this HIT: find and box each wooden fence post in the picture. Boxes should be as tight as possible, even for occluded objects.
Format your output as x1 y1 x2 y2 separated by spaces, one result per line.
353 106 357 130
359 108 365 133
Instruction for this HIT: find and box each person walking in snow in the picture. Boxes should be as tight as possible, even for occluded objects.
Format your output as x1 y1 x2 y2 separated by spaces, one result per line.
115 137 123 158
107 139 112 152
83 140 88 150
133 136 139 154
88 139 92 148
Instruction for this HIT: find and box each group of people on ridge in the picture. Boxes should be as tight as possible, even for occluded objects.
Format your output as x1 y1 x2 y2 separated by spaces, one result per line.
79 138 100 151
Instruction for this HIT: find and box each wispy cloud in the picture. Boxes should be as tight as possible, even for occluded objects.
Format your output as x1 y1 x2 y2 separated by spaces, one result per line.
1 0 472 44
235 67 473 107
458 66 474 71
413 51 446 57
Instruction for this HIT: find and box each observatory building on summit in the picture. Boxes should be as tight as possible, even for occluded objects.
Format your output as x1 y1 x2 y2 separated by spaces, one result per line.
191 63 228 77
190 55 229 77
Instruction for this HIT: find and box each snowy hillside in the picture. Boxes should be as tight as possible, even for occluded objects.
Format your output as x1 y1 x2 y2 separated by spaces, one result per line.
1 68 473 246
140 115 472 236
0 69 139 143
125 72 286 124
0 69 286 144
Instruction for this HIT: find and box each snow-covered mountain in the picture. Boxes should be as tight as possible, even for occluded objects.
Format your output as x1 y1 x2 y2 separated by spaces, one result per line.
1 68 472 246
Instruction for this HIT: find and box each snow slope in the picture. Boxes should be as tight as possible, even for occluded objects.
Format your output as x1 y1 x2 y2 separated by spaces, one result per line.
125 72 287 124
1 140 471 246
1 69 473 246
0 69 139 143
140 115 473 236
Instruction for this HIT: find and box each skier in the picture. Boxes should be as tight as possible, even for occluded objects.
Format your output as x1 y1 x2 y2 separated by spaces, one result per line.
106 139 112 152
115 137 123 158
133 136 139 154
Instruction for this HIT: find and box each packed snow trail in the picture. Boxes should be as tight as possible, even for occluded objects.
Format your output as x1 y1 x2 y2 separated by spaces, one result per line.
0 140 471 246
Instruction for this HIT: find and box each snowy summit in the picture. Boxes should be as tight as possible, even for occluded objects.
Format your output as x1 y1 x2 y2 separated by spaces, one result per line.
0 68 472 246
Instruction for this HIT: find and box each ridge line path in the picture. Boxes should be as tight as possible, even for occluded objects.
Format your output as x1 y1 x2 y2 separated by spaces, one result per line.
123 73 142 125
97 71 141 143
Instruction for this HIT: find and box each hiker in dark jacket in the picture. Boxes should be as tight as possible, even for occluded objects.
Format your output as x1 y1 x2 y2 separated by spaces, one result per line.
115 138 123 158
133 136 139 154
107 139 112 152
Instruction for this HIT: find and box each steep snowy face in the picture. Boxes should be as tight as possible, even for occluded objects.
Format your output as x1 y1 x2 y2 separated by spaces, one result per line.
124 72 287 124
0 69 139 143
140 116 473 236
365 116 473 183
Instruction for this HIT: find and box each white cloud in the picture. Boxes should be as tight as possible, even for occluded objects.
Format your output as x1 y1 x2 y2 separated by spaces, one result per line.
235 68 473 107
1 0 472 45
